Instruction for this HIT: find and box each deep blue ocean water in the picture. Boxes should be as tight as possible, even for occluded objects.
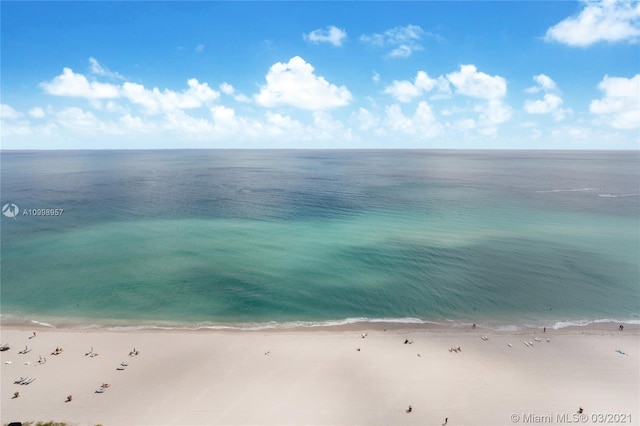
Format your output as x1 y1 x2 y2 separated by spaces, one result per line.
1 150 638 330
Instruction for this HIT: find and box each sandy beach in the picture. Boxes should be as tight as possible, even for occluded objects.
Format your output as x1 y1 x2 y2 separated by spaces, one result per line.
1 323 638 426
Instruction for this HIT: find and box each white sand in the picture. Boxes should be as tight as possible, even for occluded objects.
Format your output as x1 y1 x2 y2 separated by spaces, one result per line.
1 324 638 425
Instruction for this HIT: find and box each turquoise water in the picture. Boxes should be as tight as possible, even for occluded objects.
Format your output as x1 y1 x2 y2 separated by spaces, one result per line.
1 150 638 329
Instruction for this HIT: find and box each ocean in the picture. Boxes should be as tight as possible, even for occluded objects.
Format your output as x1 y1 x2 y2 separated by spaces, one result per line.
1 150 638 330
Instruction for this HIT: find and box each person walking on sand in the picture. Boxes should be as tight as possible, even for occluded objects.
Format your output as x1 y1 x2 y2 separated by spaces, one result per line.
619 324 624 331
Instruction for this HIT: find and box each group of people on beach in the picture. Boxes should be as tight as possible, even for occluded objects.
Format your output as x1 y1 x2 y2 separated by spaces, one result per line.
7 331 142 405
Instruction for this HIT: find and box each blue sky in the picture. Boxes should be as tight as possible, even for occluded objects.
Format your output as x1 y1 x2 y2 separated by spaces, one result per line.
1 1 638 149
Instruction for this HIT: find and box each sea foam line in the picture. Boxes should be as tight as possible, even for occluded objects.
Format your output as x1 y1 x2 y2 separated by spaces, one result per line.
3 315 639 332
29 320 56 328
550 318 640 330
106 317 432 332
598 193 640 198
535 187 597 193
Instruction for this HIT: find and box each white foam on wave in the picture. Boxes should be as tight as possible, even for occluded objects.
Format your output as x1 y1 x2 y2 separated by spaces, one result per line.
71 324 106 330
598 193 640 198
191 317 431 331
536 188 597 194
29 320 56 328
446 317 640 332
96 318 433 332
551 318 640 329
1 316 54 328
106 324 191 332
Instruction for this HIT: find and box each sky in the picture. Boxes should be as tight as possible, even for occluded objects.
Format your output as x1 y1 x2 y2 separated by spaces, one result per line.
1 0 639 150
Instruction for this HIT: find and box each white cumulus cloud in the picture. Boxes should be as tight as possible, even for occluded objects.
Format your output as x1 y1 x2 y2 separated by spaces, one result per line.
356 107 379 131
219 82 250 103
163 110 214 135
545 0 640 47
384 71 450 102
28 107 46 118
42 66 221 115
446 65 507 99
445 65 511 135
119 114 155 132
122 78 220 114
304 25 347 47
525 74 558 93
590 74 640 129
524 94 564 114
524 74 569 121
211 105 239 133
385 101 443 138
1 104 22 120
56 107 104 130
254 56 352 110
41 68 120 99
264 111 306 139
312 111 352 141
219 82 235 95
478 99 512 125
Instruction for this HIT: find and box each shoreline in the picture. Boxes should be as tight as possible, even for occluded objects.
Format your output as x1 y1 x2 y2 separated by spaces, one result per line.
1 324 638 425
2 313 639 333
